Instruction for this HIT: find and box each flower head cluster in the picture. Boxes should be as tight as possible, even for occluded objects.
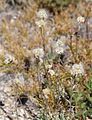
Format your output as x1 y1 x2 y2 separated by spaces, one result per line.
45 63 55 76
70 62 85 76
53 36 66 54
48 69 55 76
4 53 16 64
35 9 49 28
36 9 48 19
32 48 44 59
43 88 51 99
35 19 46 28
77 16 85 23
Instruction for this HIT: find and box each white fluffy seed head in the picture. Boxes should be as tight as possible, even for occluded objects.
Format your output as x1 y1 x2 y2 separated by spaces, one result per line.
48 69 55 76
36 9 48 19
43 88 51 98
4 54 16 64
70 62 85 76
32 48 44 59
77 16 85 23
53 36 66 54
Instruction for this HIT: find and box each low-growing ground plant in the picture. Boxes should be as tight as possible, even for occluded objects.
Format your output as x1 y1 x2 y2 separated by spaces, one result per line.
0 0 92 120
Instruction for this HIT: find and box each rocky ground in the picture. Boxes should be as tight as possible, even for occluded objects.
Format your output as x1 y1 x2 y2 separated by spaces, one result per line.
0 0 92 120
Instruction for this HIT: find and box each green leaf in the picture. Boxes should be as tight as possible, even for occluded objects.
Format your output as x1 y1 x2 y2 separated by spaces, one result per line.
86 78 92 91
